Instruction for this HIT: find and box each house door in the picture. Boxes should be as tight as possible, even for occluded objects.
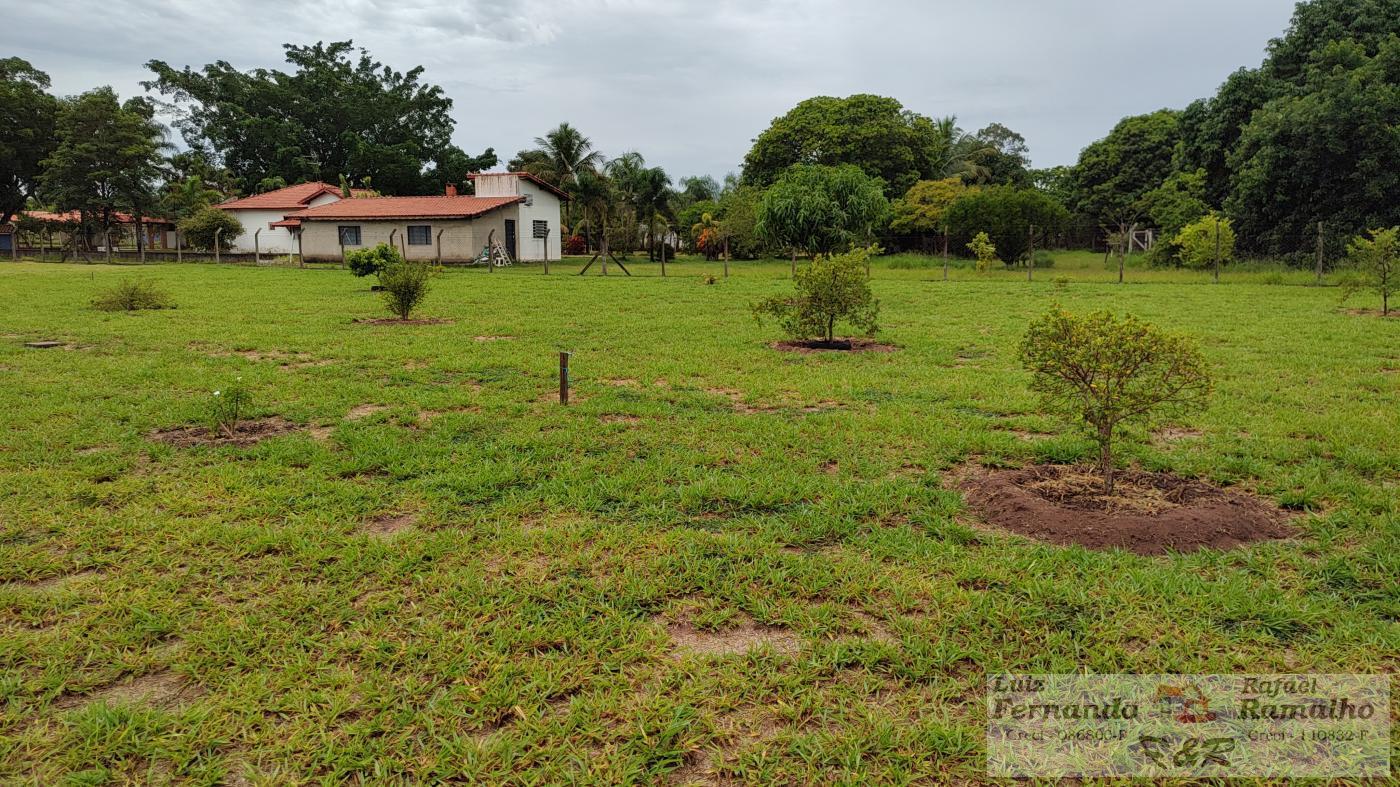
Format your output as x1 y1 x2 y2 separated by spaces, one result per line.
504 219 517 260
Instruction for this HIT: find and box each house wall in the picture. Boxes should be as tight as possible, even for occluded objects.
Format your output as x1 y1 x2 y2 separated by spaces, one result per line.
297 208 522 264
472 175 562 261
224 194 340 254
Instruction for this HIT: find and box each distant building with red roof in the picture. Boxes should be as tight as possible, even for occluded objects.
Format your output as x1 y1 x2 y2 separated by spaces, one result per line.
288 173 564 263
217 182 347 254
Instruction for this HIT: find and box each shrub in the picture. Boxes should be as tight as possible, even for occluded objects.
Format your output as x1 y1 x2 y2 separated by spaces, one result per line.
1032 250 1056 268
752 245 879 344
944 186 1070 264
209 378 251 437
346 243 402 278
563 234 587 255
966 232 997 271
91 280 175 312
178 207 243 252
1173 213 1236 270
378 260 433 319
1341 226 1398 315
1019 307 1213 494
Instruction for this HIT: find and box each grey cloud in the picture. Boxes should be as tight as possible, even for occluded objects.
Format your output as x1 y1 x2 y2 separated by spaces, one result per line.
1 0 1299 181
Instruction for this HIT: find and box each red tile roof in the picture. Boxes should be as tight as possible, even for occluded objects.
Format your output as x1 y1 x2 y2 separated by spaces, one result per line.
219 182 341 211
286 195 524 221
467 171 571 200
268 218 301 229
22 210 173 225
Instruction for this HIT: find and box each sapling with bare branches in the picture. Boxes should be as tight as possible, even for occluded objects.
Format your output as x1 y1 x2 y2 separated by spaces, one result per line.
1019 307 1213 494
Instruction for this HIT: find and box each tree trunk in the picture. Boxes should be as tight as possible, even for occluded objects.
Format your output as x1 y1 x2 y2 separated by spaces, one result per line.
826 316 835 343
790 248 796 277
1098 425 1115 496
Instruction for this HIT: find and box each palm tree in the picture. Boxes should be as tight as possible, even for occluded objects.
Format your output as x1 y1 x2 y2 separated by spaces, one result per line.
691 211 722 260
931 116 994 183
535 123 604 188
635 167 672 261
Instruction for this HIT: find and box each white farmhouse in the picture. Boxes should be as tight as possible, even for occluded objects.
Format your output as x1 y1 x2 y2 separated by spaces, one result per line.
217 182 346 254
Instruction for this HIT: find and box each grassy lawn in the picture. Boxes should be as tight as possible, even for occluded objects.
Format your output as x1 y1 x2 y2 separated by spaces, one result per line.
0 255 1396 784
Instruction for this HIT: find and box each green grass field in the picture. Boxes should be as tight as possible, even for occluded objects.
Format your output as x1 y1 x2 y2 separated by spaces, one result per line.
1 254 1396 784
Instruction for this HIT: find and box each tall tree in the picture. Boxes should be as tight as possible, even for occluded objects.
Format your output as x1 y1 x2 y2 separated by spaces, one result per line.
530 122 604 188
1070 110 1181 225
144 41 492 195
0 58 59 225
742 94 944 197
755 164 890 258
972 123 1031 186
40 88 165 259
929 117 995 183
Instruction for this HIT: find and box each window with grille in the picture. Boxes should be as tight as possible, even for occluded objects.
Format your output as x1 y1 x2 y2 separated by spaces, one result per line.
338 226 361 246
532 220 548 239
407 225 432 245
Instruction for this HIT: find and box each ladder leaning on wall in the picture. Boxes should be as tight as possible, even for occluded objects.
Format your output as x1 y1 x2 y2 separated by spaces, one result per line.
474 229 514 268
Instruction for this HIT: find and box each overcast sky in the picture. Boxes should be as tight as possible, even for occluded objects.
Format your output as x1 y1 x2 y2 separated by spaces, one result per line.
4 0 1300 181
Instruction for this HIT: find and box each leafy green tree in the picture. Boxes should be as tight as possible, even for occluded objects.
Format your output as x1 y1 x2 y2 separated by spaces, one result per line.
378 259 432 320
1070 110 1181 224
178 207 243 251
717 184 764 259
742 94 943 197
1140 169 1210 240
755 164 889 257
966 232 997 271
1342 226 1399 315
1030 165 1076 207
163 176 224 220
890 177 969 242
40 88 166 259
678 199 719 250
1020 307 1213 494
144 42 492 196
972 123 1031 186
345 242 403 277
944 186 1070 265
0 58 59 225
752 246 880 344
1173 213 1236 271
1226 37 1400 255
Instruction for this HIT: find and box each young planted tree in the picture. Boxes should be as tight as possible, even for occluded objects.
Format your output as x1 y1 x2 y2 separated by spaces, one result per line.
752 245 880 346
966 231 997 271
1173 213 1236 273
378 259 432 319
1342 226 1398 315
1019 307 1213 494
345 242 403 278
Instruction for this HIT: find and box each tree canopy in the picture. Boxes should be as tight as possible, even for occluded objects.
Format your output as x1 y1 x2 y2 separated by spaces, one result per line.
889 178 969 236
0 58 59 225
945 186 1069 264
1069 110 1180 224
741 95 941 197
143 41 495 196
755 164 889 256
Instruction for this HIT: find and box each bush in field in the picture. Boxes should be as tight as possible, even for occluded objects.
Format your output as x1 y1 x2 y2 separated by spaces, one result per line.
752 245 880 344
92 280 175 311
966 232 997 271
1032 250 1056 268
1173 213 1236 270
346 243 402 277
944 186 1070 265
1019 307 1213 494
178 207 242 251
378 259 432 319
563 234 587 255
1341 226 1398 315
755 164 889 257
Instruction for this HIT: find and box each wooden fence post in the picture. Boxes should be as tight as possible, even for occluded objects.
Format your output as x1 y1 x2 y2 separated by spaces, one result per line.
559 351 571 405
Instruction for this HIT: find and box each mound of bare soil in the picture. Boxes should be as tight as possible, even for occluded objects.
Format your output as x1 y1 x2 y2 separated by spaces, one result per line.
150 417 303 448
769 338 897 353
956 463 1295 555
353 317 453 326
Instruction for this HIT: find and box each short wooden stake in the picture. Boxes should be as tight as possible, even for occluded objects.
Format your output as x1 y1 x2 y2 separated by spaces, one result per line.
559 351 571 405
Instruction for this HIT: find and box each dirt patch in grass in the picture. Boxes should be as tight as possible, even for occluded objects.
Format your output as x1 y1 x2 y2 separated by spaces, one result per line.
1154 427 1204 443
769 338 898 354
956 463 1295 555
993 425 1056 441
1343 308 1399 319
473 334 514 342
601 414 643 424
416 407 480 426
56 670 201 711
149 417 302 448
13 570 101 591
364 512 417 538
353 317 453 326
601 378 641 387
345 404 389 421
660 613 803 658
208 349 331 368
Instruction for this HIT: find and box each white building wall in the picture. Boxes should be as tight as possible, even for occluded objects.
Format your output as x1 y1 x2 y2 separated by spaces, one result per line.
472 175 562 261
223 193 341 254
